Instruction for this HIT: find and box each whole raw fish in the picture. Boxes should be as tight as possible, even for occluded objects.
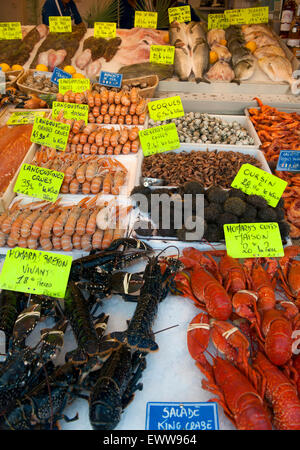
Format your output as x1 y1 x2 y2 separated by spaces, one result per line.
207 29 226 47
233 57 255 82
258 55 300 93
206 60 235 82
191 37 209 83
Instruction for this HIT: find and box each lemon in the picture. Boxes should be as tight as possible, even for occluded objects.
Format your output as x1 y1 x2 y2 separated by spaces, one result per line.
0 63 11 72
63 65 76 75
35 64 48 72
219 39 227 46
72 73 85 79
11 64 23 71
163 32 169 44
209 51 218 65
245 41 257 53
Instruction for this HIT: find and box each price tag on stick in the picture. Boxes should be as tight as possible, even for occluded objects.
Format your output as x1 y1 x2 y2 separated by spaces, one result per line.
139 123 180 156
0 248 72 298
224 222 284 259
31 116 70 152
148 96 184 122
231 164 288 208
14 164 64 202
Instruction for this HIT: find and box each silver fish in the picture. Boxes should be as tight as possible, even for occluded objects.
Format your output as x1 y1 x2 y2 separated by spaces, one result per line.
169 21 189 47
233 57 255 82
174 46 192 81
187 21 206 44
231 46 252 66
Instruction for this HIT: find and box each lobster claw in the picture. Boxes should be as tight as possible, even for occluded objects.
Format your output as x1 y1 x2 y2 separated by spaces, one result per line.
13 304 41 345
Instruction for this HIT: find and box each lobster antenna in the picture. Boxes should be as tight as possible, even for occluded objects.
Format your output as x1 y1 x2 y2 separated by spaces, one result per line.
156 245 180 260
154 324 179 335
42 363 54 431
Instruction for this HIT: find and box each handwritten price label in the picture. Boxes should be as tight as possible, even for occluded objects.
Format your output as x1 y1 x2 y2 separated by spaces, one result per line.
224 9 247 25
14 164 64 202
150 45 175 65
7 111 46 125
49 16 72 33
231 164 287 208
207 14 230 30
277 151 300 172
168 5 191 23
148 96 184 122
94 22 116 38
31 116 70 152
224 222 284 258
58 78 90 94
0 248 72 298
134 11 158 29
0 22 22 40
244 7 269 24
52 102 89 123
139 123 180 156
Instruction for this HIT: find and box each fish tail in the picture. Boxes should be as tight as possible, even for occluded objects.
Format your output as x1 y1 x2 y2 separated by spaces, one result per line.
291 78 300 95
195 77 210 84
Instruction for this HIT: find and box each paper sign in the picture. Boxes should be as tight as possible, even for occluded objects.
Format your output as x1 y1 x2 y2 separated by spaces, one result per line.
14 164 64 202
0 22 22 40
34 70 52 79
277 151 300 172
94 22 116 38
224 222 284 258
244 7 269 24
168 5 191 23
231 164 287 207
49 16 72 33
99 70 123 88
150 45 175 65
145 402 219 430
31 116 70 152
139 123 180 156
7 111 46 125
224 9 247 25
0 248 72 298
208 14 230 30
148 96 184 122
52 101 89 123
51 67 72 86
134 11 158 29
0 71 4 95
58 78 90 94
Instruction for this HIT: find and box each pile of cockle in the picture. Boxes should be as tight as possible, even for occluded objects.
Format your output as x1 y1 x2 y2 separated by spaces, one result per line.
0 238 182 430
148 113 255 145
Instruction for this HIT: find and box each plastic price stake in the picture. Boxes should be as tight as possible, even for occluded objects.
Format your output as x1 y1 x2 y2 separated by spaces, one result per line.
148 96 184 122
150 45 175 65
31 116 70 152
207 14 230 30
0 71 4 95
51 67 72 85
244 6 269 24
94 22 116 38
139 123 180 156
14 164 64 202
231 164 288 208
7 111 45 125
224 9 247 25
52 102 89 123
168 5 191 23
34 70 52 79
277 151 300 172
49 16 72 33
0 22 22 40
145 402 219 430
0 248 72 298
99 71 123 88
134 11 158 29
224 222 284 259
58 78 90 94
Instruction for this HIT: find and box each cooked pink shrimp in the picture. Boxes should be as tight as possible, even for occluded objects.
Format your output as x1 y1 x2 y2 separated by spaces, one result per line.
40 237 53 251
64 198 91 236
53 208 70 237
81 234 92 251
69 178 80 194
76 208 91 236
52 235 62 250
61 234 73 252
27 235 38 249
72 233 82 249
92 229 103 249
82 181 91 194
41 209 61 239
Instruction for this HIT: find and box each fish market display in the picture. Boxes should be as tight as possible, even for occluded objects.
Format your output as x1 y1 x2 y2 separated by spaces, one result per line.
142 150 261 188
205 60 235 82
207 29 233 82
225 25 255 82
21 73 58 93
0 124 33 195
118 62 174 80
148 113 255 145
33 151 128 195
258 56 298 91
0 87 48 109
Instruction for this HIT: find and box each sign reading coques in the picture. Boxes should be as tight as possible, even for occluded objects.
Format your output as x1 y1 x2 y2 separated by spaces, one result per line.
148 96 184 122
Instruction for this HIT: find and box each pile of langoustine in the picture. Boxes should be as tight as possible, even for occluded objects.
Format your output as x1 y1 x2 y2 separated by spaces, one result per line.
173 246 300 430
0 197 132 252
52 113 140 155
33 150 128 195
56 87 147 125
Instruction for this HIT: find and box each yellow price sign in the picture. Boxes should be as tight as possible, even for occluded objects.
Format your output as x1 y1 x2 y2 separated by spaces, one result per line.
14 164 64 202
52 102 89 123
224 9 247 25
134 11 158 29
31 116 70 152
139 123 180 156
207 14 230 30
148 96 184 122
231 164 288 208
0 247 72 298
58 78 90 94
224 222 284 259
150 45 175 65
0 22 22 40
244 7 269 24
7 111 46 125
94 22 116 38
49 16 72 33
168 5 191 23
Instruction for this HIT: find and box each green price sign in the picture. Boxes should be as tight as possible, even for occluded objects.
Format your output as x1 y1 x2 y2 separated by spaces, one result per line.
52 102 89 123
148 95 184 122
31 116 70 152
139 123 180 156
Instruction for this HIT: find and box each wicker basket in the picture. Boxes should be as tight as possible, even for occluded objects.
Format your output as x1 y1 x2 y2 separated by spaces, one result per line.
6 69 24 88
17 69 58 96
93 74 159 99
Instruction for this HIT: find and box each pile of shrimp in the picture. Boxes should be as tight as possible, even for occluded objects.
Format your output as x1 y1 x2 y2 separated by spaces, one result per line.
52 115 140 155
0 197 132 252
33 150 128 195
276 170 300 239
56 87 147 125
248 98 300 162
